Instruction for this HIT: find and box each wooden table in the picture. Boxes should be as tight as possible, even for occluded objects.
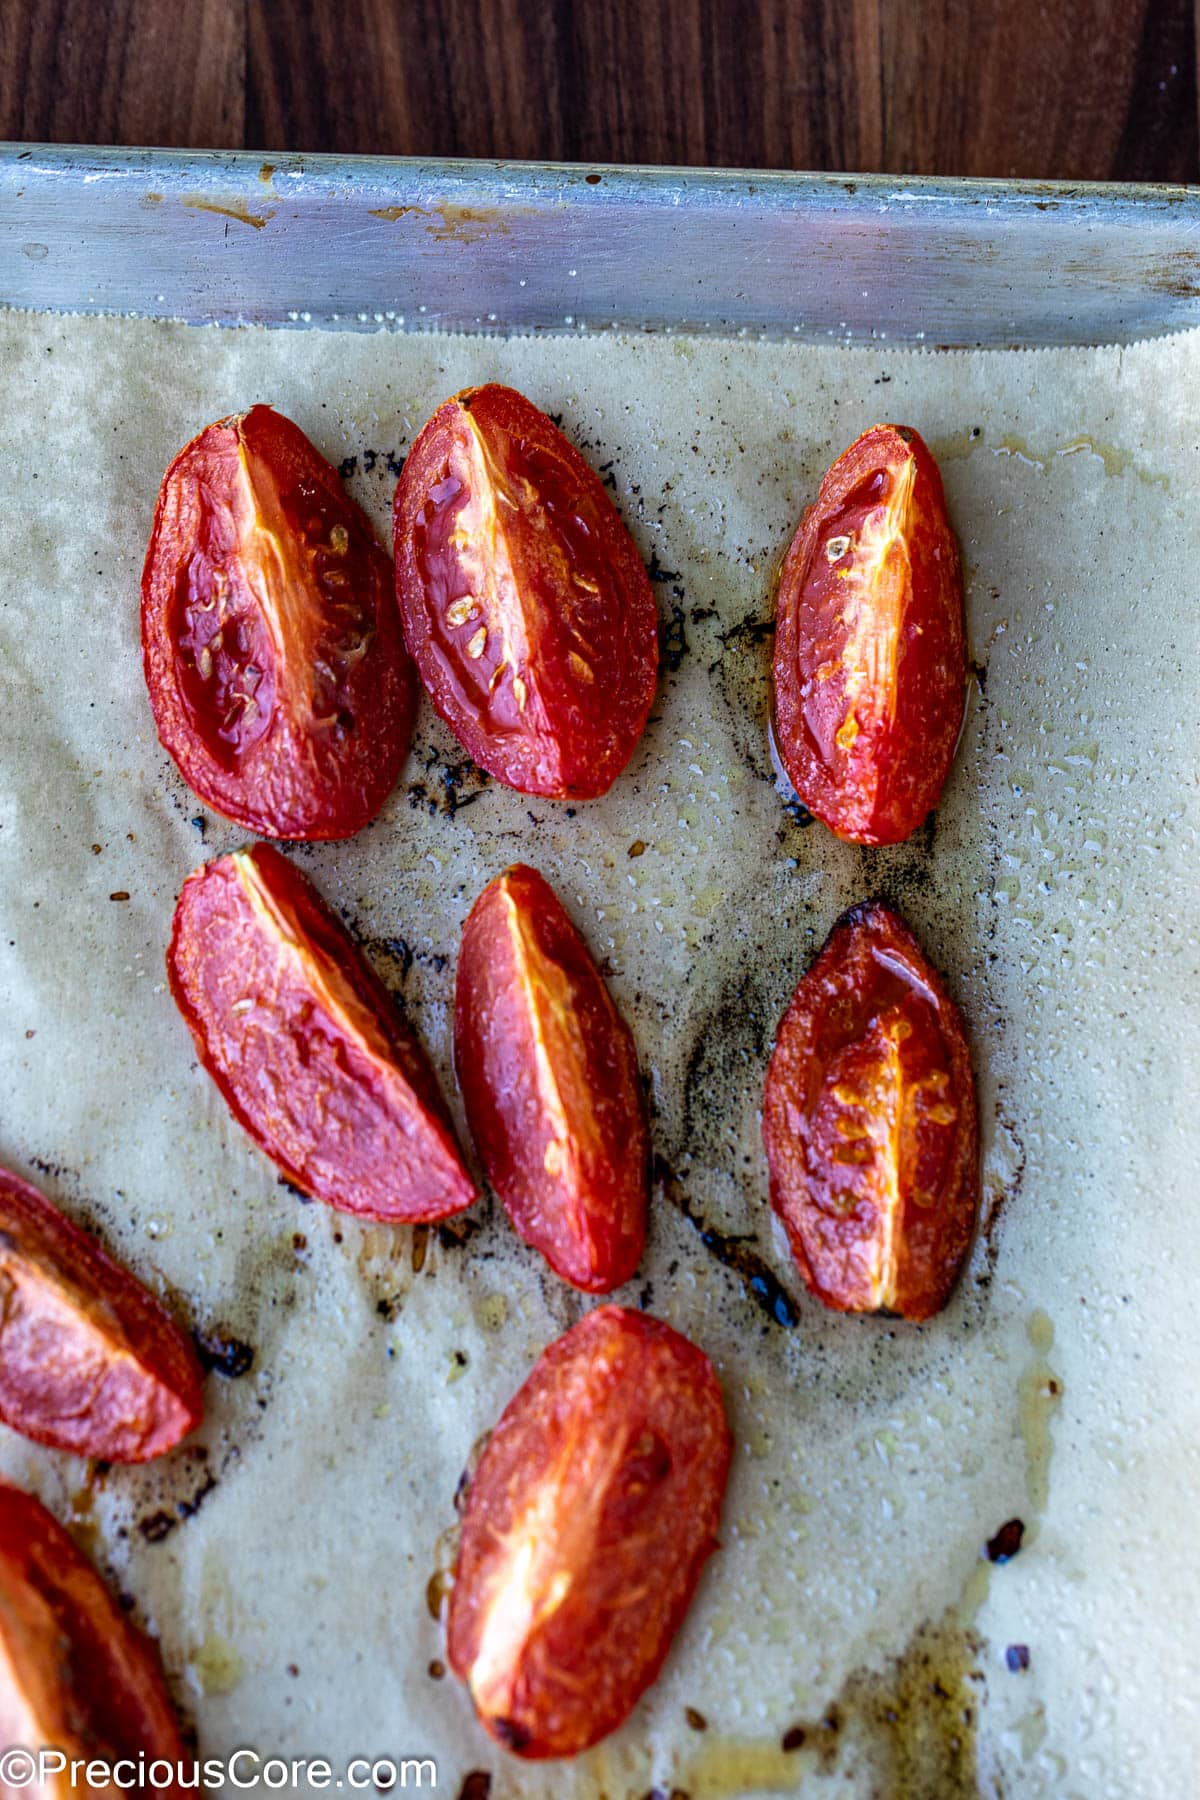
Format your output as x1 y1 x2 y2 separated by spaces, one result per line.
1 0 1196 183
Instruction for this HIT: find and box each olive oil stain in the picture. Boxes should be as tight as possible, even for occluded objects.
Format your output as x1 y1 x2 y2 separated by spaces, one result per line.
1018 1309 1062 1524
647 1310 1059 1798
932 422 1170 491
662 1602 991 1799
180 196 275 231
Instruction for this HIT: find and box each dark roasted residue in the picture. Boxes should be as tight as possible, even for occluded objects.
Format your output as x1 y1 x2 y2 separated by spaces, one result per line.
719 609 776 649
491 1719 531 1753
136 1459 220 1544
438 1215 483 1251
985 1517 1025 1564
655 1159 799 1328
660 594 689 673
193 1330 255 1379
456 1777 491 1800
406 750 490 818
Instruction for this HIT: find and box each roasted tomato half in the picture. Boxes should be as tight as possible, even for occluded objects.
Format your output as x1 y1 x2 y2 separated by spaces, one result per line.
447 1305 730 1758
168 844 475 1222
762 901 978 1320
0 1484 184 1790
393 384 658 799
455 864 648 1292
142 404 416 839
773 424 966 844
0 1164 202 1463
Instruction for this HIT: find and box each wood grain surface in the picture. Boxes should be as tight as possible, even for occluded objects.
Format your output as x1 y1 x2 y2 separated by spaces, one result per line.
0 0 1196 181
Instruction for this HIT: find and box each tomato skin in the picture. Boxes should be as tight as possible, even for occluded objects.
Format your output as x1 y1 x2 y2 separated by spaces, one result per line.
393 384 658 799
762 902 978 1321
168 844 475 1223
447 1305 730 1759
0 1165 202 1463
142 404 416 840
772 424 966 845
455 865 647 1292
0 1484 184 1790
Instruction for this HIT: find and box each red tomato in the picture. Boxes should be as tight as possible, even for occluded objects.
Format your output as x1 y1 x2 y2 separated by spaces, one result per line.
0 1164 202 1463
142 404 415 839
168 844 475 1223
455 865 648 1291
393 384 658 799
0 1483 184 1786
762 902 978 1320
773 424 966 844
447 1305 730 1758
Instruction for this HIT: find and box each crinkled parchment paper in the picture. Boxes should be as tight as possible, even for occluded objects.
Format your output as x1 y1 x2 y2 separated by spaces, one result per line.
0 312 1197 1800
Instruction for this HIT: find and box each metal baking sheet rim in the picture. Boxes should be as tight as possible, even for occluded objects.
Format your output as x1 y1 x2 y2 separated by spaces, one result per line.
2 143 1200 345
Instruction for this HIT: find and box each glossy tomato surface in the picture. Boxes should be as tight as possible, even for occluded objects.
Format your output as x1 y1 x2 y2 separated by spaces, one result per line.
0 1484 184 1790
762 902 978 1320
447 1305 730 1758
393 384 658 799
168 844 475 1222
455 864 647 1292
142 404 415 839
0 1165 202 1463
773 424 965 845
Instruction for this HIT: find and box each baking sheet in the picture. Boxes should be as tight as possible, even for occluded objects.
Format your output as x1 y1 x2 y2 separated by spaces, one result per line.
0 311 1197 1799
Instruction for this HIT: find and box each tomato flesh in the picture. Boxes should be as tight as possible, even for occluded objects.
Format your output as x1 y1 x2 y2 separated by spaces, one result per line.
168 845 475 1222
447 1305 730 1758
762 902 978 1320
142 404 415 839
455 864 647 1292
773 424 966 844
393 384 658 799
0 1165 202 1463
0 1484 184 1790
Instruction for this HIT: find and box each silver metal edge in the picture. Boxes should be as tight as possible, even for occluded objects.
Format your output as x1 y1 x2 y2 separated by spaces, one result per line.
3 145 1200 344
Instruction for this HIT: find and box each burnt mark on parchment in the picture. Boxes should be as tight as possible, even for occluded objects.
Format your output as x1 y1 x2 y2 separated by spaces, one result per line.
137 1452 220 1544
708 604 777 784
338 446 407 482
655 1158 800 1329
341 1199 495 1330
405 746 491 819
776 1609 989 1796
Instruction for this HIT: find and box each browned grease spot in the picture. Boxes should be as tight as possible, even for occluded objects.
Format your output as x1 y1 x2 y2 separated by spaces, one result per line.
367 203 530 243
426 1566 453 1621
427 206 511 242
64 1463 108 1561
258 163 276 185
628 839 647 858
659 1610 986 1796
456 1777 491 1800
181 196 275 230
354 1222 412 1323
411 1222 430 1274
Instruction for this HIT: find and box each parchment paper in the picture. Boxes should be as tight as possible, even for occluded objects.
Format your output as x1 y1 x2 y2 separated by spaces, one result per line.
0 311 1197 1800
